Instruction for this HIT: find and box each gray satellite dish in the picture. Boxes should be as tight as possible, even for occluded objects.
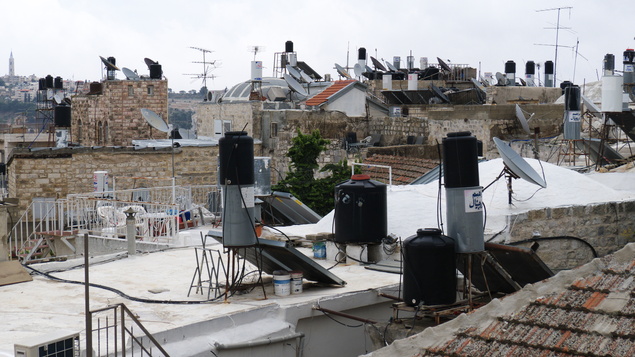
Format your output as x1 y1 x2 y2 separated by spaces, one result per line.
437 57 451 72
385 61 398 72
140 108 169 133
335 63 352 79
283 73 308 97
353 63 363 78
495 72 506 85
493 137 546 188
286 64 302 81
514 104 532 134
299 70 314 84
99 56 120 71
122 67 139 80
430 84 450 103
365 65 373 73
52 93 64 105
370 56 387 72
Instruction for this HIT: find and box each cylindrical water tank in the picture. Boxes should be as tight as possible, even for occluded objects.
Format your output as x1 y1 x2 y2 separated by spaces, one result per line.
358 47 366 61
382 74 393 90
38 78 46 91
545 60 554 87
334 174 387 244
403 228 456 306
93 171 109 193
285 40 294 53
54 76 63 89
623 49 635 84
407 56 415 71
219 131 256 247
442 132 479 188
420 57 429 69
525 61 536 87
107 57 116 66
602 75 624 112
54 103 71 127
564 85 581 111
149 64 162 79
251 61 263 81
45 75 54 88
407 73 418 90
563 85 581 140
393 56 401 70
604 53 615 75
505 60 516 86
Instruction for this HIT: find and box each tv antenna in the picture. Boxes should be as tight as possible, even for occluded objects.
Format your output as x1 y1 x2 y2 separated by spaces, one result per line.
185 46 217 91
249 45 266 60
536 6 573 84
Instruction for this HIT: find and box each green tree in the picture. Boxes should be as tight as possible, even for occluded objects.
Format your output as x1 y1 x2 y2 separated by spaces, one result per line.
273 130 352 216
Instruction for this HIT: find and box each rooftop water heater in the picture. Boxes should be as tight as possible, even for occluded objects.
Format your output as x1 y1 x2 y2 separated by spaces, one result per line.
443 132 484 253
563 84 581 140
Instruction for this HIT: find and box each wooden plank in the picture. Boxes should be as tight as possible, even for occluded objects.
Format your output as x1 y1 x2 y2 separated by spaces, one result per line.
0 261 32 286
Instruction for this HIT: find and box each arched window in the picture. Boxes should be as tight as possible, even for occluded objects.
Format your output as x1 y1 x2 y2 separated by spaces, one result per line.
77 119 82 144
103 121 109 144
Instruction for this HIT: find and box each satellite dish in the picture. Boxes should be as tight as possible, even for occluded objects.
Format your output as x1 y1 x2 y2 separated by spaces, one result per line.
493 137 547 188
334 63 352 79
52 93 64 105
283 73 308 97
286 64 302 81
437 57 451 72
471 78 487 92
144 58 158 69
365 65 374 73
353 63 363 78
514 104 532 134
299 70 314 84
370 56 387 72
385 61 398 72
495 72 506 85
140 108 170 133
122 67 139 80
99 56 120 71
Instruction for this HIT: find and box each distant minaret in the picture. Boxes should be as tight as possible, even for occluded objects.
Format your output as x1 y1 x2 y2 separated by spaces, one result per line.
9 51 14 77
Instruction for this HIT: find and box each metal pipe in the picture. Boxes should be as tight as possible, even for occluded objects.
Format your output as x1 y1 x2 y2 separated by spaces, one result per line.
215 332 305 350
84 233 92 356
378 292 402 301
312 306 378 324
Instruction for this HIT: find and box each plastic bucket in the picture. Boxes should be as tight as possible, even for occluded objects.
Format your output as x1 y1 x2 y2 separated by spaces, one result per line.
273 270 290 296
313 241 326 259
290 271 303 294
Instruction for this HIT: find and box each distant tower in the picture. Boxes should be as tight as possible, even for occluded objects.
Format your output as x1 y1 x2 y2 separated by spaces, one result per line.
9 51 14 77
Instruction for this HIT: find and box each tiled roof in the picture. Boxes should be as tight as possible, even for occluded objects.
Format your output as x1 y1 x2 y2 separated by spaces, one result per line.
305 80 356 106
360 154 438 185
419 246 635 357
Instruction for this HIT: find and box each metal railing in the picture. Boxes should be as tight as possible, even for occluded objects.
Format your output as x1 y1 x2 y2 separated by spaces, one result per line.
89 303 170 357
8 185 219 262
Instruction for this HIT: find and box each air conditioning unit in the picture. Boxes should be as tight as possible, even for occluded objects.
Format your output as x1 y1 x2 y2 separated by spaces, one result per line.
14 331 80 357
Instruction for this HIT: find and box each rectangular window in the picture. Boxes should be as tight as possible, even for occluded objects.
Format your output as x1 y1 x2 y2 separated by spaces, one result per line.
147 85 154 96
128 85 134 96
270 122 278 138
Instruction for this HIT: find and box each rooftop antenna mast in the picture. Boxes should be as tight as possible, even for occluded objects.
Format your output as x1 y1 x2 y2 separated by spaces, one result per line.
186 47 217 92
536 6 573 85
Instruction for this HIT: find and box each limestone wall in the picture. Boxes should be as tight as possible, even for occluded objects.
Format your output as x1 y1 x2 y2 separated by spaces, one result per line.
499 200 635 271
196 101 259 138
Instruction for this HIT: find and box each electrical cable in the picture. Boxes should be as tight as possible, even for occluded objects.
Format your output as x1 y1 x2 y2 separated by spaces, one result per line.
508 236 598 258
317 308 364 328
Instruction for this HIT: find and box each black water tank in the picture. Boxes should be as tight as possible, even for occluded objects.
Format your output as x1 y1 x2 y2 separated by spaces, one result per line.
545 60 554 75
285 40 294 53
443 132 479 188
38 78 46 91
564 85 581 111
54 103 71 127
149 64 162 79
45 75 54 88
358 47 366 61
219 131 254 185
604 54 615 72
525 61 535 75
560 80 573 94
335 174 387 244
107 56 116 66
403 228 456 306
504 60 516 73
54 76 63 89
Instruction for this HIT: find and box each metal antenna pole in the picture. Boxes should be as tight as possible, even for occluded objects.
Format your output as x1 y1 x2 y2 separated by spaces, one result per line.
536 6 573 85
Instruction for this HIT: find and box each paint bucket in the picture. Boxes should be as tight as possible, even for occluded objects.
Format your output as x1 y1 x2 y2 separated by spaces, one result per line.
290 271 303 294
273 270 290 296
313 240 326 259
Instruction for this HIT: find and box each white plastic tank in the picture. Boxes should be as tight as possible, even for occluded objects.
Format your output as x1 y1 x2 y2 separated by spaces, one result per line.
382 74 393 90
93 171 108 193
251 61 263 81
407 73 418 90
602 75 624 112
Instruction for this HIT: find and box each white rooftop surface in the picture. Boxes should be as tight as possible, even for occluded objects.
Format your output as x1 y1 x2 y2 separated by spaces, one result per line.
277 158 635 241
0 229 401 356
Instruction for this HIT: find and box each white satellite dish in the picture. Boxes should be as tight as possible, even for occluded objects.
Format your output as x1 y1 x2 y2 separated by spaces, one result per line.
283 73 308 97
140 108 169 133
495 72 506 85
286 64 302 81
514 104 532 134
353 63 363 78
334 63 352 79
122 67 139 80
52 93 64 105
385 61 398 72
493 137 546 188
299 70 314 84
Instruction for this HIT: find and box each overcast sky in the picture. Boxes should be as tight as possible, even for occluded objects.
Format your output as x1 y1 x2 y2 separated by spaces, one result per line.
2 0 634 92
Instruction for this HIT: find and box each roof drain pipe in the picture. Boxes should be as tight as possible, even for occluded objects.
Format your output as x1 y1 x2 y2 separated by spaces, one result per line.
214 332 305 357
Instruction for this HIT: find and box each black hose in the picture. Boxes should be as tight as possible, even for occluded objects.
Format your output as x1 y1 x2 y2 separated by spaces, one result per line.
507 236 598 258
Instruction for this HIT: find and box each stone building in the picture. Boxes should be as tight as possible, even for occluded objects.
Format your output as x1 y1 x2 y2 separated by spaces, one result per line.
71 78 169 146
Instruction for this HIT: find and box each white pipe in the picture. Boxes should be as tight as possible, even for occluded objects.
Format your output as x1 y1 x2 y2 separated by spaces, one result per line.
214 332 305 353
